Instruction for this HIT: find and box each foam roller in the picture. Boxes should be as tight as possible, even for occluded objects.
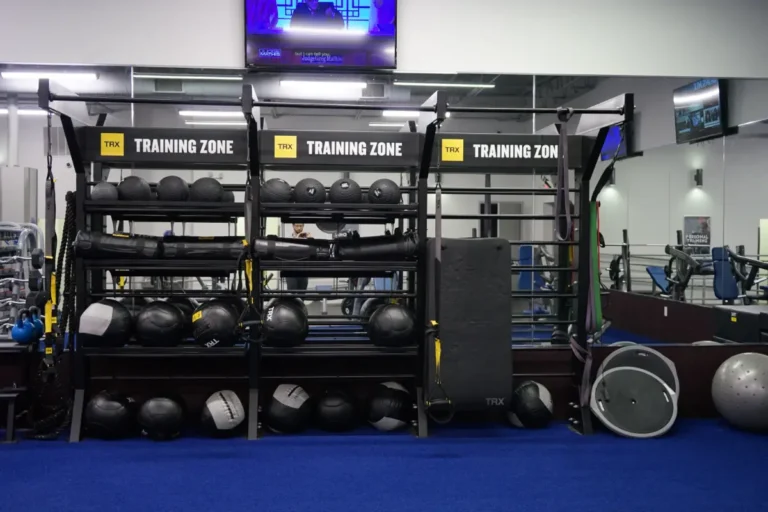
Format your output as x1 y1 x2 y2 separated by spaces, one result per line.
336 232 418 260
74 231 160 259
251 238 331 260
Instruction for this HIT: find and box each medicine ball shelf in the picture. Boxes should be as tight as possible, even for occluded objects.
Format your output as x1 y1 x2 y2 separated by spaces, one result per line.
81 345 247 358
82 259 241 278
84 200 245 223
260 203 418 224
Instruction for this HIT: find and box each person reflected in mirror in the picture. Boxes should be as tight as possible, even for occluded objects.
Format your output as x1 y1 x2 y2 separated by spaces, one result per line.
247 0 278 31
290 0 345 29
369 0 395 34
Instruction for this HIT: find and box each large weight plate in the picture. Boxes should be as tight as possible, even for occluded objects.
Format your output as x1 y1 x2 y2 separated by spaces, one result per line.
591 367 678 439
598 345 679 395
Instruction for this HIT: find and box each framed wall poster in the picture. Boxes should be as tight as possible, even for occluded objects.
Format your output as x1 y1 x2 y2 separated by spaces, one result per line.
683 216 711 256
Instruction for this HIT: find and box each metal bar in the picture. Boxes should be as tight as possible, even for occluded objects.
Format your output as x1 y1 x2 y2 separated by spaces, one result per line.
512 292 576 298
483 175 492 237
256 101 436 112
447 106 624 115
509 240 577 246
622 229 632 292
512 266 576 272
50 94 243 107
433 187 579 195
260 374 416 380
512 320 573 326
514 372 576 378
431 214 578 220
263 291 415 299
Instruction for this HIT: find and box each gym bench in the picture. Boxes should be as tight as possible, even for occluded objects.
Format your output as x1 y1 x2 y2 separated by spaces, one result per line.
0 387 24 442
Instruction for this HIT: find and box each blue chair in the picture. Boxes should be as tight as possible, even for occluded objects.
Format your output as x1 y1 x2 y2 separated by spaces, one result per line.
711 247 740 303
646 266 670 295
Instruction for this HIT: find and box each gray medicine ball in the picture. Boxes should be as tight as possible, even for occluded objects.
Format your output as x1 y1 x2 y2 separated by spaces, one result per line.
201 390 246 437
712 352 768 431
91 182 118 201
260 178 294 203
190 177 224 202
266 384 312 433
156 176 190 201
118 176 152 201
293 178 327 203
78 299 133 347
329 179 362 203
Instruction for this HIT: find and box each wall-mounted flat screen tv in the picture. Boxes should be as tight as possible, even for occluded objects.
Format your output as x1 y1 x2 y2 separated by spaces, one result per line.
245 0 397 69
600 125 628 161
673 78 726 144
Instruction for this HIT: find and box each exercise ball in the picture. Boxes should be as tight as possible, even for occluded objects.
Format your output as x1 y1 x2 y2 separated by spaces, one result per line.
117 176 152 201
509 380 553 428
84 391 137 439
266 297 308 317
138 397 184 440
316 389 357 432
91 182 118 201
156 175 189 201
135 302 185 347
201 390 246 437
192 300 240 348
78 299 133 347
117 297 152 319
368 382 412 431
165 297 198 339
266 384 312 433
360 298 386 320
367 304 415 347
712 352 768 431
261 178 293 203
262 299 308 347
368 178 401 205
294 178 326 203
221 190 235 203
329 178 362 203
189 177 224 202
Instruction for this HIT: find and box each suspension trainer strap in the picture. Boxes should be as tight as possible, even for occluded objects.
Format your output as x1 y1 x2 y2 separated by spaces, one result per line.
43 112 58 366
555 108 573 241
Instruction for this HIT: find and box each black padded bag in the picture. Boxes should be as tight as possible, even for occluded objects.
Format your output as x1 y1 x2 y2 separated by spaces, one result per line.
74 231 160 259
162 236 246 260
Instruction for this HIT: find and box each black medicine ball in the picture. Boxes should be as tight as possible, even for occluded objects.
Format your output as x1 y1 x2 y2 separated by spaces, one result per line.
190 177 224 202
368 178 401 205
91 181 118 201
138 397 184 440
221 190 235 203
117 296 152 319
368 382 412 432
84 391 137 439
192 300 240 348
367 304 415 347
294 178 327 203
165 297 199 338
266 297 308 317
508 380 553 429
78 299 133 347
261 178 294 203
266 384 313 434
262 299 308 347
118 176 152 201
135 302 185 347
156 175 190 201
316 389 357 432
329 178 362 203
201 390 246 437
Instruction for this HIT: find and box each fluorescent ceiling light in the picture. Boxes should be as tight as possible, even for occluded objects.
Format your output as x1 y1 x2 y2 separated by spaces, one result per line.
133 73 242 81
382 110 451 118
393 70 458 75
369 122 405 127
0 108 47 116
394 81 494 89
185 121 247 126
1 71 98 81
179 110 243 118
280 80 367 89
673 88 719 106
284 27 366 36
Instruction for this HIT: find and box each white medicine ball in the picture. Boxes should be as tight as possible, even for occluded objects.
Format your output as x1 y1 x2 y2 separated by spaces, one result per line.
201 390 245 436
266 384 313 434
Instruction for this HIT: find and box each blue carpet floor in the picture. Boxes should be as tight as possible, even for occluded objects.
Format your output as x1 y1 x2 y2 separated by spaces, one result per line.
1 420 766 512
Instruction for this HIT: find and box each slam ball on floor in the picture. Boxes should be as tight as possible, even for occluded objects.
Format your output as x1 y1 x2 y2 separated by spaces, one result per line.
367 304 415 347
316 389 357 432
368 382 413 431
509 380 553 428
266 384 313 433
139 397 184 440
201 390 246 437
135 302 186 347
85 391 137 439
712 352 768 431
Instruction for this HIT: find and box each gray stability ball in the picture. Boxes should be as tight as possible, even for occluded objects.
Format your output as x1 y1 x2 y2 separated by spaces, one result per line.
712 352 768 431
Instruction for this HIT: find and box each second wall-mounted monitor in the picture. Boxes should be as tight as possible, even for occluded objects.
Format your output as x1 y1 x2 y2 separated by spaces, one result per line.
245 0 397 69
673 78 726 144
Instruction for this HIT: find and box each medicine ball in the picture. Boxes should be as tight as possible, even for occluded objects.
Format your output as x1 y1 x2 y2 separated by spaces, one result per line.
221 190 235 203
367 304 415 347
78 299 133 347
261 178 294 203
201 390 246 437
189 177 224 202
165 297 199 338
508 380 553 429
368 178 401 205
84 391 137 439
135 302 185 347
360 298 386 320
368 382 412 432
217 295 247 316
192 299 240 348
138 397 184 440
294 178 327 203
91 181 118 201
156 175 190 201
117 176 152 201
117 297 152 319
329 178 362 203
316 389 357 432
266 384 313 434
266 297 308 317
262 299 308 347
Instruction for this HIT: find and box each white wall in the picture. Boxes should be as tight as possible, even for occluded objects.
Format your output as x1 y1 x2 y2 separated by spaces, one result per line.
2 0 768 78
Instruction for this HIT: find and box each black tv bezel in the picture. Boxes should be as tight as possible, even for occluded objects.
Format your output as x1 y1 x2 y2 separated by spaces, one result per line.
243 0 398 71
673 78 727 145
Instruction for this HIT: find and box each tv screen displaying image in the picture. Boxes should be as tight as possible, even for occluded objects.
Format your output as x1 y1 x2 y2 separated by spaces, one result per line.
245 0 397 69
600 125 627 161
673 78 725 144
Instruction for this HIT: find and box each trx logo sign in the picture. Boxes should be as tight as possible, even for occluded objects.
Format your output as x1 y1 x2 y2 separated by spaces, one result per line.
486 398 505 406
441 138 464 162
205 339 220 348
100 133 125 157
266 307 275 322
274 135 297 159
